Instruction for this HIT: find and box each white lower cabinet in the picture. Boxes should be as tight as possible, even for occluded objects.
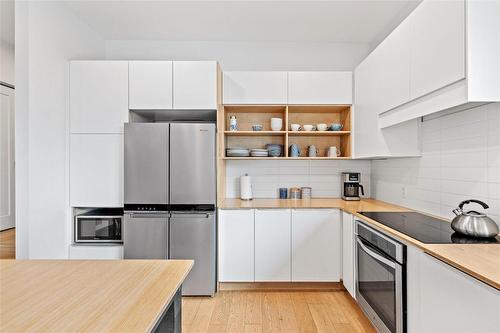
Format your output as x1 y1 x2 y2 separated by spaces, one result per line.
407 245 500 333
69 245 123 259
255 209 291 281
341 211 355 298
291 209 341 282
218 209 254 282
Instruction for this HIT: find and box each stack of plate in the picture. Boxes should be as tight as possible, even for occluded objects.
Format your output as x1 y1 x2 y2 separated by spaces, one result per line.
226 147 250 157
250 149 268 157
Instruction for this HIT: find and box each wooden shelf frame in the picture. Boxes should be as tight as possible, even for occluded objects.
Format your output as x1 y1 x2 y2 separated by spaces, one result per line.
222 104 352 159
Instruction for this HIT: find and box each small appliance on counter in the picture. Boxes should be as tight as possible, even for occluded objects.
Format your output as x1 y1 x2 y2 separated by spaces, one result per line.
240 174 253 200
342 172 364 201
74 208 123 243
451 199 499 238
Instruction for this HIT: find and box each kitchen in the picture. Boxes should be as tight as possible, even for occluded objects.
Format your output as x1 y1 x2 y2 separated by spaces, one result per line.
1 0 499 332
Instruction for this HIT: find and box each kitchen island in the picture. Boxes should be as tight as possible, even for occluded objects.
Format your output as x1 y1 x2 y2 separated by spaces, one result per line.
0 259 193 332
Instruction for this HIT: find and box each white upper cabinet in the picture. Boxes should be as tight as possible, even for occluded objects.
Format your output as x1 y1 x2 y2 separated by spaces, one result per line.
291 209 341 282
409 0 465 100
223 71 288 104
70 134 123 207
255 209 291 282
218 209 255 282
173 61 218 109
129 61 173 110
70 61 129 134
287 71 352 105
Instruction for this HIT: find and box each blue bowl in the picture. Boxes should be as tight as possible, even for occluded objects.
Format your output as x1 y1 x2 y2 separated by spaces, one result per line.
252 124 263 131
266 144 283 157
330 123 343 131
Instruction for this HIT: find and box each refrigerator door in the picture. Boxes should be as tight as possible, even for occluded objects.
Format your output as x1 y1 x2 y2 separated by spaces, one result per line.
170 212 216 296
169 123 216 205
124 123 169 205
124 213 168 259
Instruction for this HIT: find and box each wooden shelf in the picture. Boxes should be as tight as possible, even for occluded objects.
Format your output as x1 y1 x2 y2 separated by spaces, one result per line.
224 131 285 136
222 157 352 160
287 131 350 136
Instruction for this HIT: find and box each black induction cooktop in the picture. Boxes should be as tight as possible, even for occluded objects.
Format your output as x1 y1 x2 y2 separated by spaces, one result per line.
359 211 500 244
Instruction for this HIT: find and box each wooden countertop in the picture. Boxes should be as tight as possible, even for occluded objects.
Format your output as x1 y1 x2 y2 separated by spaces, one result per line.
220 198 500 290
0 259 193 332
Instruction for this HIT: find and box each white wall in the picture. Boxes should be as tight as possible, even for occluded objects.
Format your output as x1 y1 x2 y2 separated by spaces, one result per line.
15 1 105 258
0 42 15 85
106 40 370 71
226 160 371 199
372 103 500 227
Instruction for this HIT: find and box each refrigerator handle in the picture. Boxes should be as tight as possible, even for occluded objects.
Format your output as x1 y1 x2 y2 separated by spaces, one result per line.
170 212 213 219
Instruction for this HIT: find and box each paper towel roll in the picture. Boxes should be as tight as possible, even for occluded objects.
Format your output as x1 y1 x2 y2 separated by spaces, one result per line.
240 174 253 200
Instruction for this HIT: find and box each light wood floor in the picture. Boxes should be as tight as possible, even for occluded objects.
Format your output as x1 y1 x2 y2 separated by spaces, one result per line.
182 290 375 333
0 228 15 259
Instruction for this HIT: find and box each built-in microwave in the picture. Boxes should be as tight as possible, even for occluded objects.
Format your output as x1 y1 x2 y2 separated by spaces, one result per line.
74 208 123 243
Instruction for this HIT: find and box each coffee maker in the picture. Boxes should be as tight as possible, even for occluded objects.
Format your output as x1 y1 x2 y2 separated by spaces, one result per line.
342 172 364 201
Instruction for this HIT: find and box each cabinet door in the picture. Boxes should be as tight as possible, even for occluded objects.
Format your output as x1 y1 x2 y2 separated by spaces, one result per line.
255 209 291 282
218 209 254 282
173 61 217 109
409 0 465 99
341 211 355 298
291 209 341 281
373 18 411 113
129 61 173 110
69 245 123 259
70 61 128 134
287 71 352 104
223 71 288 104
70 134 123 207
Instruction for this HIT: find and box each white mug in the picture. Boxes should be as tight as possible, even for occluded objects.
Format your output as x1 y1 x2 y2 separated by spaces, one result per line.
290 124 301 131
271 118 283 131
303 124 314 131
316 123 328 131
327 146 341 157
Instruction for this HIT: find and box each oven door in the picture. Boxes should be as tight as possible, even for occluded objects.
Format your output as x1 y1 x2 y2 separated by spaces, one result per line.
356 236 403 333
75 217 123 243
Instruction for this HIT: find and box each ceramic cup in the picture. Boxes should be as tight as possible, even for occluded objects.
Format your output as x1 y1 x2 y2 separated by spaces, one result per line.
308 145 319 157
316 123 328 131
290 124 301 131
289 144 301 157
327 146 341 157
303 124 314 131
270 118 283 131
330 123 343 131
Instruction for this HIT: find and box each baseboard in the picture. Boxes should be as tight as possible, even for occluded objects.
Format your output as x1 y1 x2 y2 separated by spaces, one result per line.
218 282 345 291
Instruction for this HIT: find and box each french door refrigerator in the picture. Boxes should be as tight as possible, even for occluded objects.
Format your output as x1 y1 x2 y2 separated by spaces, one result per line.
123 122 216 296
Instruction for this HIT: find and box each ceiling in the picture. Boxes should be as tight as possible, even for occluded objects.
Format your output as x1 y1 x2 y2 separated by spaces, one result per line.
1 0 14 45
64 0 420 46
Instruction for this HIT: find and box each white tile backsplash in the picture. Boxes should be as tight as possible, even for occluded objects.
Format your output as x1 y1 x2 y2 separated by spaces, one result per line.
372 103 500 227
226 160 371 199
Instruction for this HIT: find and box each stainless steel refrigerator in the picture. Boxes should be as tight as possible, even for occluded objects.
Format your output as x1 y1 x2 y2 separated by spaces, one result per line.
123 122 216 296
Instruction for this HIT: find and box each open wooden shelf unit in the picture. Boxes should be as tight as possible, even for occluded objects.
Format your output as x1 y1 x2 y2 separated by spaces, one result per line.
222 105 352 159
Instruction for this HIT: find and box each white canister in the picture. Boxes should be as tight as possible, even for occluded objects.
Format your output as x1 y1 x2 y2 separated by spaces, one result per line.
240 173 253 200
270 118 283 131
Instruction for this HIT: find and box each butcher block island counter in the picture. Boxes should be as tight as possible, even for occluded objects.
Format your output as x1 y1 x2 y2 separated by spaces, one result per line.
0 260 193 333
220 198 500 290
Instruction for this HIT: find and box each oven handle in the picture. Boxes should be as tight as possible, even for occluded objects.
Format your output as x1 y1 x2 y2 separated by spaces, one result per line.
356 237 396 269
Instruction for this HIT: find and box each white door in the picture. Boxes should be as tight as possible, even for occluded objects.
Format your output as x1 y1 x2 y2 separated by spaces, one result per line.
129 61 173 110
287 71 352 104
0 86 15 230
70 61 129 134
255 209 291 281
70 134 123 207
218 209 254 282
223 71 288 104
409 0 465 99
292 209 341 281
341 211 355 298
173 61 218 109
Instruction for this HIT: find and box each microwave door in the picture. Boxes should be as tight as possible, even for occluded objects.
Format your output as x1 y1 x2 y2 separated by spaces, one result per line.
169 123 216 206
124 123 169 206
